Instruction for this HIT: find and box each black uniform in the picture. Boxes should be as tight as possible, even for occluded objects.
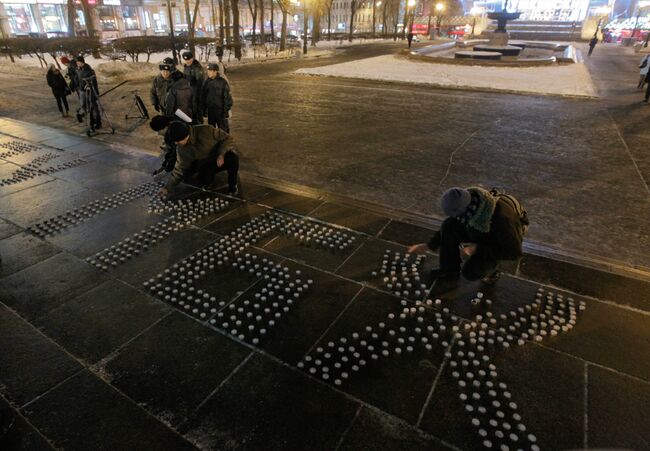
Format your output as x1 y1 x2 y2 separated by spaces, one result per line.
165 71 194 122
183 60 205 123
66 62 79 94
76 62 101 129
46 68 70 114
201 76 233 132
150 74 172 113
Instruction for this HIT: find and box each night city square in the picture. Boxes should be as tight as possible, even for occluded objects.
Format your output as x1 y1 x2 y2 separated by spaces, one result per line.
0 0 649 449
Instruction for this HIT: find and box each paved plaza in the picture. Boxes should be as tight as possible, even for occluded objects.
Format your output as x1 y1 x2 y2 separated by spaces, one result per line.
0 116 649 450
0 42 649 450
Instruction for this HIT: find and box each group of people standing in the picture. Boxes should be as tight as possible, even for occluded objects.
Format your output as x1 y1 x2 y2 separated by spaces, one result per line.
150 50 233 131
46 55 102 130
149 50 239 198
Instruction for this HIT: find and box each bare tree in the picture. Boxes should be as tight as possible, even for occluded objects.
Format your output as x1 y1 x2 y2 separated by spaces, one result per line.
230 0 242 59
189 0 201 54
224 0 232 44
66 0 76 37
79 0 96 38
277 0 290 51
269 0 275 43
348 0 359 42
259 0 266 45
324 0 333 40
372 0 377 37
247 0 258 43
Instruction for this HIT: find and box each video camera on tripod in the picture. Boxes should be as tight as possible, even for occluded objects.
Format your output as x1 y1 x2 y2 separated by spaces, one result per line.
121 89 149 120
76 74 115 137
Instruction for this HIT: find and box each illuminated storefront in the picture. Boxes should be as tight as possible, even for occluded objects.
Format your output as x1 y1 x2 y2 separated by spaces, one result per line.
2 0 68 35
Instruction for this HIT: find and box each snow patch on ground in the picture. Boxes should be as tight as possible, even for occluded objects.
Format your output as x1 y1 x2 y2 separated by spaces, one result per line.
296 54 598 97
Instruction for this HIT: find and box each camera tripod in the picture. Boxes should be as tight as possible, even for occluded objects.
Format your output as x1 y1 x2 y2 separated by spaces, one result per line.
124 90 149 120
77 75 115 137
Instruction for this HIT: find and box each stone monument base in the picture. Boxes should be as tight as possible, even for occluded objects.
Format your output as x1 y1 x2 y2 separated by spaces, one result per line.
489 31 510 46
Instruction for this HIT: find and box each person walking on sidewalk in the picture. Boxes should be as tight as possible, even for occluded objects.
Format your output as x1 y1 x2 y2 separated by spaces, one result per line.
639 54 649 89
201 62 233 132
157 121 240 198
408 187 528 284
46 64 71 118
588 36 598 56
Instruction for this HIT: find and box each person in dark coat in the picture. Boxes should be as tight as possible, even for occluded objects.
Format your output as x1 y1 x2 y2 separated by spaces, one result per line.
165 69 194 123
157 121 240 198
408 187 526 284
149 114 178 177
75 56 102 130
61 56 79 97
46 64 70 117
201 62 233 132
588 36 598 56
642 68 650 102
150 57 174 113
182 51 205 124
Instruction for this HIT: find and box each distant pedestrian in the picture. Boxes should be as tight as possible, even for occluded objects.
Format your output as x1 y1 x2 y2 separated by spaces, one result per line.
408 187 528 285
201 62 233 132
151 57 174 114
75 56 102 130
182 51 205 124
407 32 414 48
61 56 79 97
588 36 598 56
46 64 71 118
157 122 240 197
639 54 649 88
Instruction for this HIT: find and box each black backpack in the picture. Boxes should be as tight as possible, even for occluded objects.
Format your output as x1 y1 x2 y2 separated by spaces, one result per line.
490 188 529 236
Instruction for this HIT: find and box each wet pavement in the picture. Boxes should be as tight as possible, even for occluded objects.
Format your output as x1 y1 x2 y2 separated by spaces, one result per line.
0 119 649 450
0 42 649 269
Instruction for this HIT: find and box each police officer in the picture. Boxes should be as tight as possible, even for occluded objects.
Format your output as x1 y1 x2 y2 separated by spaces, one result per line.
164 62 193 122
150 57 174 114
182 51 205 123
201 62 233 132
75 56 101 130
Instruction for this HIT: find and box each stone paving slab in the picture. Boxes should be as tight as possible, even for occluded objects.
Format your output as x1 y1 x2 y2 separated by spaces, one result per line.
0 122 648 450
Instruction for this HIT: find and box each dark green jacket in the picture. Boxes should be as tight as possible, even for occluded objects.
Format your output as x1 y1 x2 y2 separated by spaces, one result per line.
166 124 238 190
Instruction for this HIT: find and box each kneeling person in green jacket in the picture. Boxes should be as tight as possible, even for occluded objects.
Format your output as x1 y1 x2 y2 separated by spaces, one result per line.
157 121 240 198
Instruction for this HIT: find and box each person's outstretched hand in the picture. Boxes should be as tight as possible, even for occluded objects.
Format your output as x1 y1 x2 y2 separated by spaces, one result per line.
216 154 225 167
407 243 429 254
157 187 168 198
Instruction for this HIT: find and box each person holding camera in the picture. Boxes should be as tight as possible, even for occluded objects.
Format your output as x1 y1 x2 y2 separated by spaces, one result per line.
201 62 233 132
157 121 240 198
75 56 101 130
182 51 205 124
151 57 174 114
46 64 71 118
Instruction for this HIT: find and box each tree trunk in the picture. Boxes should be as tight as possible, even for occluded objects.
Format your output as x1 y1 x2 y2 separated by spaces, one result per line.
190 0 201 54
269 0 275 42
392 1 399 40
280 7 287 51
80 0 96 37
302 6 308 54
401 2 408 39
311 15 319 46
327 6 332 40
184 0 194 53
259 0 265 45
224 0 231 44
372 0 376 38
66 0 76 37
247 0 257 44
382 1 387 36
217 0 225 43
230 0 242 59
348 1 356 42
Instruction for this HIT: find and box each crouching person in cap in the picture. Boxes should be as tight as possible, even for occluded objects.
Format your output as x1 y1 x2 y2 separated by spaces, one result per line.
201 62 233 132
157 121 240 198
408 187 527 284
